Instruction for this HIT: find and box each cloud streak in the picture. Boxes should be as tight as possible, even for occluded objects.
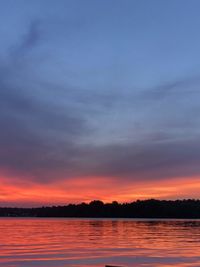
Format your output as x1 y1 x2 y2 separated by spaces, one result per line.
0 1 200 204
1 21 200 185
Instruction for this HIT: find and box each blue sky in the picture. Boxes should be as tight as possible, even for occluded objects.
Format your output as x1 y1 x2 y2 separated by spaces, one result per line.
0 0 200 205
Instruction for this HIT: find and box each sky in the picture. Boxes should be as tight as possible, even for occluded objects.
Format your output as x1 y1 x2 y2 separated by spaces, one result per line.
1 0 200 206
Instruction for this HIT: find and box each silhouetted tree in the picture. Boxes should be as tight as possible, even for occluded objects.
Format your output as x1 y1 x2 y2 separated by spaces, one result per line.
1 199 200 218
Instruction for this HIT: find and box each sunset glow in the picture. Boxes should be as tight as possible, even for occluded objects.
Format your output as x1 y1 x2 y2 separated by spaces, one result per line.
0 1 200 207
0 173 200 207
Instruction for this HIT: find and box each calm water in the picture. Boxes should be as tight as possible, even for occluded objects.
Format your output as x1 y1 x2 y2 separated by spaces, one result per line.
0 218 200 267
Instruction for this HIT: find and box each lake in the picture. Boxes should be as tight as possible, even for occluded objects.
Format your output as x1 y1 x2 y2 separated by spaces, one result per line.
0 218 200 267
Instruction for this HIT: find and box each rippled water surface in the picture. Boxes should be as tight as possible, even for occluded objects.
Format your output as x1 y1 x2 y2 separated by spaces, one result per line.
0 218 200 267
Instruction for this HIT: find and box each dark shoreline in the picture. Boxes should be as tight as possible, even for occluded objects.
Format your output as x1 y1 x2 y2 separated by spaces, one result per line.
1 199 200 218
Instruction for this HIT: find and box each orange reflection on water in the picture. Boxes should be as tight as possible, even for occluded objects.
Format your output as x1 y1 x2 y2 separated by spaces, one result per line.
0 218 200 267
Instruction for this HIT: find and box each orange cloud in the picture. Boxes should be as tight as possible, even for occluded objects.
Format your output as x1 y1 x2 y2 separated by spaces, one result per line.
0 172 200 207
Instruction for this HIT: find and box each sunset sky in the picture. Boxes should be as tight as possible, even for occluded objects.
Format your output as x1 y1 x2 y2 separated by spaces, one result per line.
1 0 200 206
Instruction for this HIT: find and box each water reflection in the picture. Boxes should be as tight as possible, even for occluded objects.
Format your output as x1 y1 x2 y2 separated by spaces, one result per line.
0 218 200 266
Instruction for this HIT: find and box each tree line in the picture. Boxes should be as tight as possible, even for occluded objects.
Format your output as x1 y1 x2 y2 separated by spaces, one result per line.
1 199 200 218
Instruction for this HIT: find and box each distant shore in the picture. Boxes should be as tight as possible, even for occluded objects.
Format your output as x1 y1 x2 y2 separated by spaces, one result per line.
1 199 200 218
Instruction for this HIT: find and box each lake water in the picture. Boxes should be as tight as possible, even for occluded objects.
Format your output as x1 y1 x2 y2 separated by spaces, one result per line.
0 218 200 267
